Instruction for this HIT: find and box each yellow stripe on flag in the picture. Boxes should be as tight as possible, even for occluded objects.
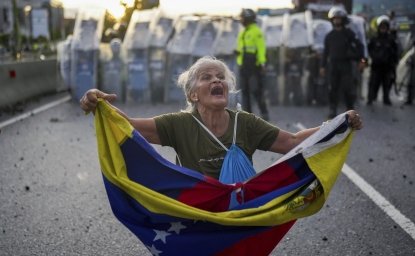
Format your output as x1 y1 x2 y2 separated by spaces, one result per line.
306 132 354 199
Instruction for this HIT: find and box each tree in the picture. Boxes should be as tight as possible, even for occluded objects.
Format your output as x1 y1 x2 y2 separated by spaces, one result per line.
101 0 160 42
11 0 21 59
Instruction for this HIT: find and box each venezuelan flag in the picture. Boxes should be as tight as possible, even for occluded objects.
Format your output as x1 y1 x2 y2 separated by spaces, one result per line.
94 100 354 256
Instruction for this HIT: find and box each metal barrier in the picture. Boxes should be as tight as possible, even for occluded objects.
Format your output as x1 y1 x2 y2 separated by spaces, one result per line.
0 59 58 108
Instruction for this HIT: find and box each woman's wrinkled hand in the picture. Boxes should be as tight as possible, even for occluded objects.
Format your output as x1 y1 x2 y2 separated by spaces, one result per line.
79 89 117 114
346 110 363 130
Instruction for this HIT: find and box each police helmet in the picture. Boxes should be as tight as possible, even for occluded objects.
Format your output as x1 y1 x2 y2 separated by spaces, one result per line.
110 38 122 55
376 15 390 28
240 9 256 23
328 6 347 18
328 6 349 24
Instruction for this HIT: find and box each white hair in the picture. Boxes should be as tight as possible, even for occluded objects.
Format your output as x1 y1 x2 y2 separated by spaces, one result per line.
177 56 237 111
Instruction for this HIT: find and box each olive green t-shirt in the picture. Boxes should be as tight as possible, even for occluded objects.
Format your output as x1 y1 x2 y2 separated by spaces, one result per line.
154 109 279 179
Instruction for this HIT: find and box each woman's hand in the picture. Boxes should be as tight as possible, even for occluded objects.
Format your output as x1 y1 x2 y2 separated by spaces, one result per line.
346 110 363 130
79 89 117 114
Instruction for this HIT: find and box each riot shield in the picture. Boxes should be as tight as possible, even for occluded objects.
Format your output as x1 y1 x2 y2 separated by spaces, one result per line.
191 16 220 61
70 9 104 101
123 9 155 103
262 15 284 105
307 19 332 105
281 11 313 105
148 11 175 103
165 15 200 103
100 39 124 100
347 15 369 99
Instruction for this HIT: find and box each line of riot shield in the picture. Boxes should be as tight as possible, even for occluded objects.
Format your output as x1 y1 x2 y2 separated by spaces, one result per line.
165 15 200 103
57 35 73 92
70 9 105 101
190 16 220 62
213 17 241 109
100 38 124 100
347 15 369 100
148 11 175 103
281 11 314 106
123 10 154 103
306 19 332 105
262 15 284 105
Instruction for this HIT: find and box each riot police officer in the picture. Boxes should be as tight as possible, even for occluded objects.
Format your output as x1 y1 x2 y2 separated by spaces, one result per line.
320 7 364 118
236 8 269 120
367 15 399 105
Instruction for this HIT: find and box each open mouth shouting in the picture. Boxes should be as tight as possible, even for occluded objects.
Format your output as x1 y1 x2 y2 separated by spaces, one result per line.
210 85 224 97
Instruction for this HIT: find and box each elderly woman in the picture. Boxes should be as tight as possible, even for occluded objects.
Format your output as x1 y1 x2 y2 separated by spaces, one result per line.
80 56 362 180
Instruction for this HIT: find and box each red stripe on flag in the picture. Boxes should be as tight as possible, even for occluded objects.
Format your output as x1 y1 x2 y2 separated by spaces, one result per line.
244 162 299 201
178 179 233 212
215 220 296 256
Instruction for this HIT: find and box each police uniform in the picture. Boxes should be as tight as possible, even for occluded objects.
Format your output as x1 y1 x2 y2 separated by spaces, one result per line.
236 22 269 120
322 27 363 116
367 17 399 105
322 7 364 118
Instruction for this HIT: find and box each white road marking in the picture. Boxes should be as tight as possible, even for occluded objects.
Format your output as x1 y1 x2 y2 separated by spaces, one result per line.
0 94 72 129
341 164 415 240
296 122 415 241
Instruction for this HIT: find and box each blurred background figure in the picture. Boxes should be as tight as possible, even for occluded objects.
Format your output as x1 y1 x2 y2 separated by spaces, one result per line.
305 47 325 105
236 8 269 120
280 11 313 107
100 38 125 100
404 40 415 105
367 15 399 105
284 47 304 105
70 12 105 101
305 19 332 106
320 6 364 118
387 10 398 40
57 35 73 90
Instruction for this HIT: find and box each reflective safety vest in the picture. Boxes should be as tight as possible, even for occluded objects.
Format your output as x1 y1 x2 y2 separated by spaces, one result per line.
236 23 266 66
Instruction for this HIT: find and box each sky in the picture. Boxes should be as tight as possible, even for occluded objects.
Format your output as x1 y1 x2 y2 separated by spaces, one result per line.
61 0 293 19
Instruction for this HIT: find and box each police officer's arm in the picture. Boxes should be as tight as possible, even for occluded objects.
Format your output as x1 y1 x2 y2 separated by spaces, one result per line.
235 31 243 56
80 89 161 145
392 38 400 66
347 29 365 61
256 30 267 67
320 35 329 76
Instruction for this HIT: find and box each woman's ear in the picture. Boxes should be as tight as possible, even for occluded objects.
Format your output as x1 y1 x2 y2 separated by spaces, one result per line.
190 92 199 102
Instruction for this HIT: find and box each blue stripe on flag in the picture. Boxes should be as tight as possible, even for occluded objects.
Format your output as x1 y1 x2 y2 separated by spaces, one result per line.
121 131 215 198
102 175 275 256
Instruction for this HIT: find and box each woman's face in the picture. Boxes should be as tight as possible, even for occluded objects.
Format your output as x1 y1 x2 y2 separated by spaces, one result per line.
192 64 229 110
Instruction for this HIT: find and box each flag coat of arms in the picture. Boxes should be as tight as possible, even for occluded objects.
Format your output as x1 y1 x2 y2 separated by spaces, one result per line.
94 100 354 256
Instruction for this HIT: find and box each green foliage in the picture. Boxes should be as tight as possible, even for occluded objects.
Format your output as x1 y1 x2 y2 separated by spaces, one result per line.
102 11 118 43
0 34 10 47
100 0 160 42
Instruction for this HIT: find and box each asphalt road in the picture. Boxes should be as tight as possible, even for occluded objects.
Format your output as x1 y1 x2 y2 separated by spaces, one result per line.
0 92 414 256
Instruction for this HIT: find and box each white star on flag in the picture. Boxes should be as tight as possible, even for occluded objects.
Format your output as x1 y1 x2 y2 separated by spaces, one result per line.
147 244 162 256
168 222 186 234
153 229 171 243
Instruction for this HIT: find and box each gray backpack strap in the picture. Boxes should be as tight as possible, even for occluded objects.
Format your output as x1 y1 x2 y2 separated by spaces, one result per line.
192 115 228 151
